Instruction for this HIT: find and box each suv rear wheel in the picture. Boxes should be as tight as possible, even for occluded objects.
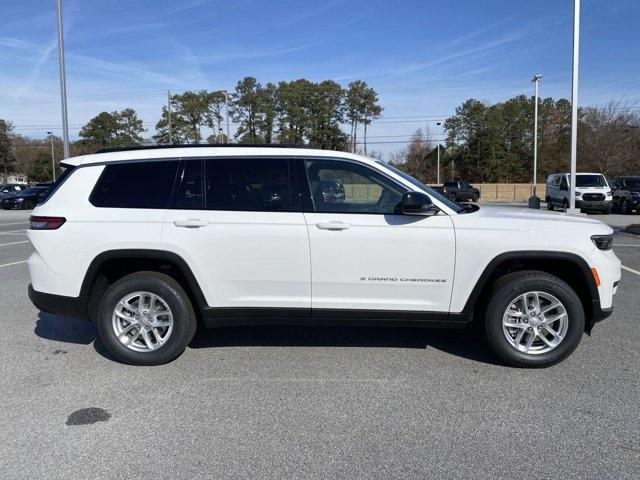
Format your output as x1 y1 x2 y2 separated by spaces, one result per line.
96 272 197 365
484 271 585 368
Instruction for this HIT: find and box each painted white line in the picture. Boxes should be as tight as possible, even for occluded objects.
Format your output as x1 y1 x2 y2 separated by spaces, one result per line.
622 265 640 276
0 230 26 235
0 260 27 269
613 244 640 247
0 240 29 247
0 222 28 227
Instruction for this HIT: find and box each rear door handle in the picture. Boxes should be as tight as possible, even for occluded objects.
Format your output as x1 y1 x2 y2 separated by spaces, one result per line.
173 218 208 228
315 221 351 231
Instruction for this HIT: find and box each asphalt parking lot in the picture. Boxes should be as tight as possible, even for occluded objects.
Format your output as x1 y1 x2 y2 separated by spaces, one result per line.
0 207 638 479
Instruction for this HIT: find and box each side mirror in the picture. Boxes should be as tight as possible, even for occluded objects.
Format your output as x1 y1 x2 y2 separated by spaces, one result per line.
401 192 438 216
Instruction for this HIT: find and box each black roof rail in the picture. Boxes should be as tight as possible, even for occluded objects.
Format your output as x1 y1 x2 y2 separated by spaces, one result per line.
96 143 311 154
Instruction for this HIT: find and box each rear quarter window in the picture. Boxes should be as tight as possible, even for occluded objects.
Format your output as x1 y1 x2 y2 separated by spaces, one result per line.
90 160 179 209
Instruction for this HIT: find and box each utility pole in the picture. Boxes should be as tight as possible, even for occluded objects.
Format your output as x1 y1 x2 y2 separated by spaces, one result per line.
47 131 56 181
568 0 581 214
167 90 172 144
55 0 70 159
224 91 231 143
363 107 368 156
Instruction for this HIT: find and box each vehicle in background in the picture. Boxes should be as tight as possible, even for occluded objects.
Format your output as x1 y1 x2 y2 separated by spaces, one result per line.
610 176 640 214
545 173 613 214
0 184 27 201
433 180 480 202
1 186 50 210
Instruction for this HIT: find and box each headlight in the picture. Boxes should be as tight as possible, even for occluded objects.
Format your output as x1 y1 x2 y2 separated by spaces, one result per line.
606 191 613 197
15 198 24 202
591 234 613 250
575 191 582 196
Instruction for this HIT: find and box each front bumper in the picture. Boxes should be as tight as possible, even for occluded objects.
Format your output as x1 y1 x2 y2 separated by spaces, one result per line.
28 284 87 321
575 199 611 211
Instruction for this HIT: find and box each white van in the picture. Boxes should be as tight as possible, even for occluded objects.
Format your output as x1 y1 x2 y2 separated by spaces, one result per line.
546 173 613 213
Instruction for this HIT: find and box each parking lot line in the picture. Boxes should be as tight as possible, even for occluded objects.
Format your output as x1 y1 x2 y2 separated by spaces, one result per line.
0 222 29 227
0 240 29 247
613 244 640 247
0 260 27 269
622 265 640 276
0 230 26 235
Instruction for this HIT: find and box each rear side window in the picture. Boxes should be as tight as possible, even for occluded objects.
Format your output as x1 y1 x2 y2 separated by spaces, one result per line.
204 157 293 211
90 160 179 209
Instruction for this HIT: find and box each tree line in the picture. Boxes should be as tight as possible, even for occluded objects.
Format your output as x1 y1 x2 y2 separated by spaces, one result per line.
393 96 640 184
2 88 639 184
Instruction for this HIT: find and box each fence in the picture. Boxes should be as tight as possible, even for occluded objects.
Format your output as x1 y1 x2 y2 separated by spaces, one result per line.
344 183 545 203
476 183 546 202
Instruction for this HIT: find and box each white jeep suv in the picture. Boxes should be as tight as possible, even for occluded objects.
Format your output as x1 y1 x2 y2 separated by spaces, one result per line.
27 146 621 367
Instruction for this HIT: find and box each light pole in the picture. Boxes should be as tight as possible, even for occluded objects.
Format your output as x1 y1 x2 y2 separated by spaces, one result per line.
436 121 442 185
55 0 70 159
567 0 581 214
47 132 56 181
529 74 542 208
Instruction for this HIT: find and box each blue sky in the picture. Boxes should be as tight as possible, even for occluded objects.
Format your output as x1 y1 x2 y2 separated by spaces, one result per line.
1 0 638 156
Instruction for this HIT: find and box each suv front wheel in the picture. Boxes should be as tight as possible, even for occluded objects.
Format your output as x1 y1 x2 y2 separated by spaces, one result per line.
96 272 197 365
484 271 585 368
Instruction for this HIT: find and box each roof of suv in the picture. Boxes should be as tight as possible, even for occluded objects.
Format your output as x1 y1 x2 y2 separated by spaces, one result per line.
62 145 371 167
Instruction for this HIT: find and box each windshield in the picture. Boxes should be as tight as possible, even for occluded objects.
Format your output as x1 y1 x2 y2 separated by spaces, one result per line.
19 188 37 196
377 161 466 213
623 178 640 188
575 175 607 187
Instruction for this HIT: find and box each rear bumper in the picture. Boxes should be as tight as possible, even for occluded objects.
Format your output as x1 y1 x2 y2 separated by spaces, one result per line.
28 284 87 321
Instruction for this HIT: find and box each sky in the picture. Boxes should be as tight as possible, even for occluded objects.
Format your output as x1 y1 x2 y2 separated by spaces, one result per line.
1 0 639 157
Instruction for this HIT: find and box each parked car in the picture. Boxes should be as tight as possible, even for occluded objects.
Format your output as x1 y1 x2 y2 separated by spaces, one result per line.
1 186 49 209
610 176 640 214
0 183 27 200
28 145 620 367
433 180 480 202
546 173 613 213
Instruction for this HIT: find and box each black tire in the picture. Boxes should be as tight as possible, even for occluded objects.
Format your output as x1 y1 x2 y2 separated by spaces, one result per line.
472 193 479 202
546 197 554 210
484 270 585 368
602 204 612 215
562 199 569 211
620 199 628 215
96 271 197 365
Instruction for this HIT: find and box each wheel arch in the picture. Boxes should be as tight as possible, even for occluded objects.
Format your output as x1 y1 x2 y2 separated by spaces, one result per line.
461 251 601 330
80 249 208 322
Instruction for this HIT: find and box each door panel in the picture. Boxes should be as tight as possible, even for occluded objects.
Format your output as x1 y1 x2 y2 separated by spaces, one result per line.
301 158 455 312
162 157 311 309
305 212 456 311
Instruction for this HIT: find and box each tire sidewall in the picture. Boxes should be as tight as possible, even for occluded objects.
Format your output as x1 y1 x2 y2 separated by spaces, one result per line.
97 274 194 365
485 276 585 367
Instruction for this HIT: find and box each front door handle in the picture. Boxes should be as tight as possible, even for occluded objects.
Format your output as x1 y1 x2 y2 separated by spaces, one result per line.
173 218 208 228
315 221 351 231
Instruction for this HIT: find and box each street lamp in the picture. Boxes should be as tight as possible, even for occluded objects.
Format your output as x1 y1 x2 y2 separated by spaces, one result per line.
47 131 56 182
529 74 542 209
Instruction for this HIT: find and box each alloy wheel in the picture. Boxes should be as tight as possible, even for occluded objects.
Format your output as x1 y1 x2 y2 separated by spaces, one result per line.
502 291 568 355
112 291 174 352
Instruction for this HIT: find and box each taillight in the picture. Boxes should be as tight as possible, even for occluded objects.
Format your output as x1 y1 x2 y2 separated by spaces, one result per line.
30 216 66 230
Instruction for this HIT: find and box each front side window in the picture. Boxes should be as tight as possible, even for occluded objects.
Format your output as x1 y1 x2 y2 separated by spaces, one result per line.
90 160 179 209
304 159 405 214
204 157 293 211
